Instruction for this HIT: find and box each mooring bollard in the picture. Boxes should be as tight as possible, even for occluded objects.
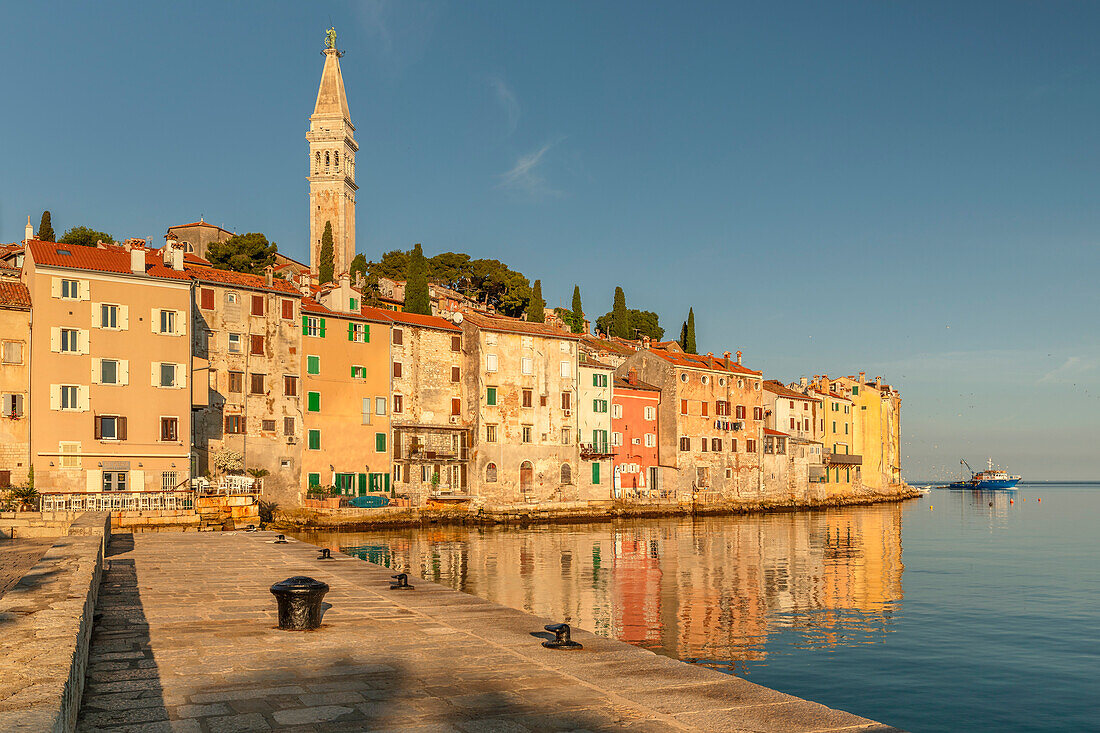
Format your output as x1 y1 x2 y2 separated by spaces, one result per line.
390 572 414 590
542 623 583 650
274 534 288 544
270 576 329 630
319 548 333 560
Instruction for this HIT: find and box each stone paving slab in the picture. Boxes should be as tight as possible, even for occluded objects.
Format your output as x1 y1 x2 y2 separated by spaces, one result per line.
77 532 903 732
0 539 54 598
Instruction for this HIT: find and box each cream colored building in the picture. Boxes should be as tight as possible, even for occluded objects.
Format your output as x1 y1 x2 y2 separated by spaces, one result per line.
23 240 193 494
577 350 615 500
0 279 32 487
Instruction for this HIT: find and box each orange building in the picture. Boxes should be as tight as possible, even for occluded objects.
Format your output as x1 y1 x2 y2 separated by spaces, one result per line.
0 279 32 487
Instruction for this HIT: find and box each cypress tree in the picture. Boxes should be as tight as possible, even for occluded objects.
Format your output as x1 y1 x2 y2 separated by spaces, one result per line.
527 280 546 322
680 321 688 350
570 285 584 333
611 287 632 339
685 307 697 354
404 243 432 315
38 211 55 242
318 221 335 284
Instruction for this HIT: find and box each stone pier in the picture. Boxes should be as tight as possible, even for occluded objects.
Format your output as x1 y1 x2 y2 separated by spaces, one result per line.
75 531 902 732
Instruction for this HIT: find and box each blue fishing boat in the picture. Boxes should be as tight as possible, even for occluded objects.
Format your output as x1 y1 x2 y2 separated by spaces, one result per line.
945 458 1021 490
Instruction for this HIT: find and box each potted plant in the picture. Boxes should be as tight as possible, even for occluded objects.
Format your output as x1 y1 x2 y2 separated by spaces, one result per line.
10 485 39 512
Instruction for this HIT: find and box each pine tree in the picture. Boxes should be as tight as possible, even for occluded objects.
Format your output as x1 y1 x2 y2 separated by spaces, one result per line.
611 287 632 339
404 243 432 315
38 211 55 242
318 221 335 284
527 280 546 322
570 285 584 333
685 307 697 354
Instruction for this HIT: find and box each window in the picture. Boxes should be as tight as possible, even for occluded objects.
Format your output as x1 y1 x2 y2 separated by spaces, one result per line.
250 334 264 355
680 399 688 415
1 341 22 364
250 373 265 394
486 387 497 406
306 355 320 375
348 323 368 342
162 471 178 491
261 419 276 432
308 429 321 450
701 438 709 452
451 366 460 383
593 399 608 413
591 462 601 485
226 292 239 306
701 402 709 417
593 373 608 387
228 371 243 393
486 424 497 442
281 299 294 320
351 365 367 379
251 295 265 316
451 335 461 352
284 417 296 435
161 417 178 441
393 362 403 378
645 433 656 447
612 403 622 419
451 398 461 416
60 279 80 299
711 438 722 452
730 439 738 452
60 328 79 353
611 432 622 447
680 373 689 383
225 415 244 434
716 401 731 416
199 288 214 310
560 361 571 378
753 407 763 420
561 427 571 444
159 309 178 335
308 472 321 488
833 421 837 432
561 392 571 410
228 333 242 353
644 406 656 421
284 375 298 396
735 405 746 419
1 394 24 418
852 386 860 396
60 385 78 410
845 422 849 435
521 357 533 375
486 354 498 372
680 437 690 451
307 392 320 412
100 359 119 385
561 464 572 485
100 304 119 329
392 329 403 345
375 432 386 452
747 439 757 452
376 397 387 415
701 375 709 385
349 297 358 311
393 394 403 413
102 472 127 492
844 405 850 414
304 316 324 337
485 463 498 482
522 389 533 408
59 442 81 468
160 363 176 388
522 425 532 443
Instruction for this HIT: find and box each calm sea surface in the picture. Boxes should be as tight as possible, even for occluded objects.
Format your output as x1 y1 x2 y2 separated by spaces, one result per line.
295 483 1100 732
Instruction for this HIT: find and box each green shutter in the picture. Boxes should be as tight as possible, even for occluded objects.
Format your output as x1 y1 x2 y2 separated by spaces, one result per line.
308 473 320 487
307 355 319 375
308 430 320 450
375 432 386 452
364 324 370 342
319 318 326 337
350 297 358 310
302 314 308 335
384 473 391 492
486 387 496 406
592 462 600 485
347 322 354 341
357 473 367 496
308 392 320 412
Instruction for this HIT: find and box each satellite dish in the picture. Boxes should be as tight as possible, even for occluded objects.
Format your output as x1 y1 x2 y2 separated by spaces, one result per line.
452 312 464 324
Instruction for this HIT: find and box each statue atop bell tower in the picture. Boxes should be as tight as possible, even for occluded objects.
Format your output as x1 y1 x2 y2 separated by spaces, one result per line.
307 27 357 280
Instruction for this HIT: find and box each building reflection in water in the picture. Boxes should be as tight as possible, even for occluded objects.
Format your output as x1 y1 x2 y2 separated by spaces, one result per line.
320 503 904 675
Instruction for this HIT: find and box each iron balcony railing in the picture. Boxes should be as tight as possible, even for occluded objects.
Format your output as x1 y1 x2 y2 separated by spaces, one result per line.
580 442 615 459
39 490 196 512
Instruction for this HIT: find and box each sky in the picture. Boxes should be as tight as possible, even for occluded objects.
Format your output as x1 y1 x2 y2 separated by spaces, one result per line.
1 1 1098 480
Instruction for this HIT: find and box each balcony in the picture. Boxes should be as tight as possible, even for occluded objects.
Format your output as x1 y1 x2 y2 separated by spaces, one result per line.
580 442 615 460
824 452 863 466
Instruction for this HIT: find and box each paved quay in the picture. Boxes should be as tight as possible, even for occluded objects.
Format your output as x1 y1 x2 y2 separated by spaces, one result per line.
0 539 54 598
78 531 901 732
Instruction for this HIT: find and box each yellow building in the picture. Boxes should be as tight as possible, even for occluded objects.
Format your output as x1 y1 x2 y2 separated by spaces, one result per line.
812 377 860 490
300 286 392 498
23 239 193 494
0 279 32 487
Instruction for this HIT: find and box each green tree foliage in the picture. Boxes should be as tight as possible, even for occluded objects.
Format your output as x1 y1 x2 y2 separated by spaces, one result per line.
58 226 114 248
404 243 432 315
596 308 664 341
349 253 368 283
527 280 546 322
611 287 632 339
679 321 688 349
38 211 55 242
684 307 697 354
205 232 277 275
570 285 584 333
318 221 335 284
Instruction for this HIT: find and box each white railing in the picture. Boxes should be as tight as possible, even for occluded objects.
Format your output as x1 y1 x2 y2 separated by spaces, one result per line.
193 475 262 496
40 490 195 512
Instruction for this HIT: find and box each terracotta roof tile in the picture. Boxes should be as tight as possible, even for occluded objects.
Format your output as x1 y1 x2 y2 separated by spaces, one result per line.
463 311 579 340
764 380 819 401
647 347 762 376
0 281 31 310
186 265 301 295
373 307 460 332
612 374 661 392
28 240 190 280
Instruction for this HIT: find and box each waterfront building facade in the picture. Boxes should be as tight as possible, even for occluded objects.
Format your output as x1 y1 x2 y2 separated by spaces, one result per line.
812 377 861 490
611 369 661 497
577 350 615 500
0 279 32 487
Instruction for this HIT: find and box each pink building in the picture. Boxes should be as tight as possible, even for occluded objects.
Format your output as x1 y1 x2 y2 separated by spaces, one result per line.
612 369 661 497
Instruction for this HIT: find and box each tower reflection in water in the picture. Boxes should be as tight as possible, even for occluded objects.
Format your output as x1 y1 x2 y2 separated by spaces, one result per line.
331 504 904 675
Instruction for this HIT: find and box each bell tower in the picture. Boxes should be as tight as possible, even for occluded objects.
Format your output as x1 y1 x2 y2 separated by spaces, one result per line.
307 28 357 279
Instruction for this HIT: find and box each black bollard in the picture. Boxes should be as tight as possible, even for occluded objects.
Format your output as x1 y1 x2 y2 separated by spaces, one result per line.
390 573 414 590
270 576 329 630
319 548 333 560
274 534 288 544
542 623 583 650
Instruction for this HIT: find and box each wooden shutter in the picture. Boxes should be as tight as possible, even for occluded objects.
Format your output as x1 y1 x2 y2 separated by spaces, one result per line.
251 294 264 316
119 360 129 386
91 303 101 328
51 278 62 298
91 358 101 385
451 398 461 416
301 314 308 335
49 385 60 410
119 305 129 330
319 318 326 337
77 386 90 412
50 327 60 352
117 417 127 441
77 329 90 355
200 288 214 310
282 299 293 319
94 416 103 439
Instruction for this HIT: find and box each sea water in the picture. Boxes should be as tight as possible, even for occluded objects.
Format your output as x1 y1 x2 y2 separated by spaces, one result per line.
297 483 1100 732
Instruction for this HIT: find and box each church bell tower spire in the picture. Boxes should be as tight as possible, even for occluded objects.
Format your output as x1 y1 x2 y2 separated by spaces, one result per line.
307 27 358 280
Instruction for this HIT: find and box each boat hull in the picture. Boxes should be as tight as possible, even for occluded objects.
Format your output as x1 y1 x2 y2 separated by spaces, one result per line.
946 478 1020 490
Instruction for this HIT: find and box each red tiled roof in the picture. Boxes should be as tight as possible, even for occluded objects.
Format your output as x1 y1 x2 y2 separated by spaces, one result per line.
186 265 301 295
579 355 616 370
0 281 31 310
373 307 460 332
579 335 637 356
612 374 661 392
27 240 190 280
184 253 212 266
301 297 333 315
463 311 579 340
763 428 789 437
647 347 762 376
814 388 852 402
763 380 819 401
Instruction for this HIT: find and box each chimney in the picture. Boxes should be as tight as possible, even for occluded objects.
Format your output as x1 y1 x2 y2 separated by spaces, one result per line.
736 350 742 365
800 377 808 388
25 216 33 242
354 271 364 289
875 376 882 388
265 265 274 287
642 335 650 349
858 371 866 383
706 351 713 358
722 350 731 361
628 367 638 385
129 242 145 274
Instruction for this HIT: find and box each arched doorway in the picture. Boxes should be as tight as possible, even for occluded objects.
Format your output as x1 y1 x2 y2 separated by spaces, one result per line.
519 461 534 496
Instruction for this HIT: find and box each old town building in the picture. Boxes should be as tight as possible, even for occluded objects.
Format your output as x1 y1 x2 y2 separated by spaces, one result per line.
577 350 616 500
0 279 32 488
23 240 193 494
462 312 581 503
386 309 470 502
164 219 233 259
808 376 861 491
833 373 902 489
611 369 661 498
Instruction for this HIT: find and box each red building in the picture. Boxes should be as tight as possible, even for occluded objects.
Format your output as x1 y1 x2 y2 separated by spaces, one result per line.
612 369 661 497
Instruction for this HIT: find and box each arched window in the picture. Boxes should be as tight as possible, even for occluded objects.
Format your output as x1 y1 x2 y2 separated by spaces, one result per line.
334 151 339 172
485 462 498 483
560 464 572 485
324 151 330 173
314 151 320 174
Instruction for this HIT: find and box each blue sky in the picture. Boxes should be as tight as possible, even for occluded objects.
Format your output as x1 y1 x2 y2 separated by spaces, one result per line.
2 2 1098 479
